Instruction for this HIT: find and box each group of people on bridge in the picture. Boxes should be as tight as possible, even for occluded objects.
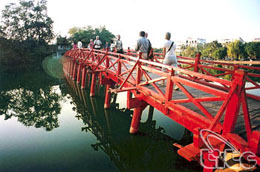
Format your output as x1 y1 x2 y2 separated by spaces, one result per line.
72 31 178 77
73 35 123 54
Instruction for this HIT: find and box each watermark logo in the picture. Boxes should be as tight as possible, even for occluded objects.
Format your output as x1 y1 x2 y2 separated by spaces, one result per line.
199 129 257 170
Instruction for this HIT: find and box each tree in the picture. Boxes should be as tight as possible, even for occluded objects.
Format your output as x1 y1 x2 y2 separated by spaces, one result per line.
69 26 115 47
1 0 54 44
182 46 197 57
68 27 82 36
0 0 54 68
212 47 227 59
227 40 246 60
201 41 222 58
245 42 260 60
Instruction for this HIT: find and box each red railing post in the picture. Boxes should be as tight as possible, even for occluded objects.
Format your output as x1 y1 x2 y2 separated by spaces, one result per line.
104 83 111 109
68 60 71 77
105 50 109 69
222 70 245 134
90 72 97 97
165 69 174 104
81 65 86 89
69 60 74 78
194 53 201 72
72 61 78 80
76 63 82 83
136 53 142 85
117 56 121 77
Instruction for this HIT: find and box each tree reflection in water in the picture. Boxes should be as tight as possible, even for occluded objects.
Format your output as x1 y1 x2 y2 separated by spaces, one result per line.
64 76 202 172
0 70 62 131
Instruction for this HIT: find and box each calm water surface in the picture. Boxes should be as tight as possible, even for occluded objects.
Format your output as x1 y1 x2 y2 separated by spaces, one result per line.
0 57 202 172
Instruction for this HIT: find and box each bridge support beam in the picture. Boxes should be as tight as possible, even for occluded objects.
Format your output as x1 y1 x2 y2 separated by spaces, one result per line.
69 61 73 78
72 62 77 80
90 73 97 97
127 91 148 134
104 84 112 109
81 66 86 89
76 63 82 84
130 107 145 134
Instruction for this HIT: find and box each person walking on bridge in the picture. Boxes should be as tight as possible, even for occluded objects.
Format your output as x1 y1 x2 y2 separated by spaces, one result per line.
162 32 178 89
135 31 149 59
94 36 102 50
162 32 177 69
88 39 94 49
115 35 123 54
77 39 82 49
145 32 154 60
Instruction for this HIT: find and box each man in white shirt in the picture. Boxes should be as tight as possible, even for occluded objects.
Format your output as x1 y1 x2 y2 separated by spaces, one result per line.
162 32 177 68
94 36 102 50
162 32 178 89
77 39 82 49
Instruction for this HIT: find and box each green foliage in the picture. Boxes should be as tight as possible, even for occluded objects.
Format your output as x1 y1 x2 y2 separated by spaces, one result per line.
245 42 260 59
182 46 197 57
68 26 115 47
212 47 227 59
154 48 163 53
179 40 260 60
0 70 62 131
1 0 54 43
201 41 222 58
0 0 54 69
227 40 246 59
56 35 70 46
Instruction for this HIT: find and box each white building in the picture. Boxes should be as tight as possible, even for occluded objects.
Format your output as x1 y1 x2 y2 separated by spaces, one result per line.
219 37 245 45
252 38 260 42
185 37 206 47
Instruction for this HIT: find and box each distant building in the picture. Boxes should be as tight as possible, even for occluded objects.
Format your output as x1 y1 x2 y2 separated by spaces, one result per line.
219 38 232 44
252 38 260 42
185 37 206 47
56 36 71 51
219 37 244 45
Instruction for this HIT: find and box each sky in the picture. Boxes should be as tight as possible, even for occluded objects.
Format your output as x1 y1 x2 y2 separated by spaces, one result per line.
0 0 260 48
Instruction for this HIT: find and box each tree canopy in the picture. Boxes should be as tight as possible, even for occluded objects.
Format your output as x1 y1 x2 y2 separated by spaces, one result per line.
1 0 54 44
68 26 115 47
180 40 260 60
0 0 54 68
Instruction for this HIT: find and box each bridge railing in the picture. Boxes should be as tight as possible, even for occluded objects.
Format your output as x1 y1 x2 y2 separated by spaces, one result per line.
63 48 260 166
125 49 260 100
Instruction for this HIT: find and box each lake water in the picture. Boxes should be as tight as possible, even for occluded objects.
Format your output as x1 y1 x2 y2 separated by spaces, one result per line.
0 56 203 171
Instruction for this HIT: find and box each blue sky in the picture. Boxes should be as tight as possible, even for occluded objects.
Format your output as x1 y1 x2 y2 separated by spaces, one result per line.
0 0 259 48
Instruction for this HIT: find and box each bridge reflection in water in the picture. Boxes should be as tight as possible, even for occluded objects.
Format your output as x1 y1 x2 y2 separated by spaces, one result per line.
65 75 202 171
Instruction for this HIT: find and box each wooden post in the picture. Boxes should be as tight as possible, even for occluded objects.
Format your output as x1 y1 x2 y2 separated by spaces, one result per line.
223 70 245 134
76 63 81 83
104 84 111 109
194 52 201 72
129 108 143 134
90 72 96 97
72 62 77 80
136 53 142 85
81 66 86 89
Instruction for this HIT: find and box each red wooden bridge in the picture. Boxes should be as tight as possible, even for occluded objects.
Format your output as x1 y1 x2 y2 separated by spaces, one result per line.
62 48 260 171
